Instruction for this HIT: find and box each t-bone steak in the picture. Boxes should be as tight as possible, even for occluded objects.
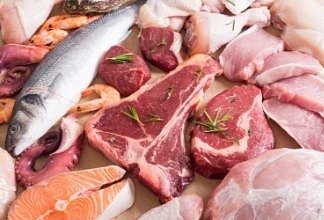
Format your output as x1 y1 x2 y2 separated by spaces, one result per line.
191 85 274 178
86 54 222 202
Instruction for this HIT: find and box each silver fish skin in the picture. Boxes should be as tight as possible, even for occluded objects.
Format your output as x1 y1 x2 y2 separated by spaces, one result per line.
5 0 145 156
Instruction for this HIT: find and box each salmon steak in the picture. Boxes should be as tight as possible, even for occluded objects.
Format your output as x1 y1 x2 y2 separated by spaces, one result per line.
8 166 135 220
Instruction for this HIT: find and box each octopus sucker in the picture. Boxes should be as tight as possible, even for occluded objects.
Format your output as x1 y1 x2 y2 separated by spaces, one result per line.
15 117 85 187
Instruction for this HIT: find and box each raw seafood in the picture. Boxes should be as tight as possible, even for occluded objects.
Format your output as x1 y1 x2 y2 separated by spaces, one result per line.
0 147 16 219
220 26 284 81
99 45 151 96
205 148 324 219
263 98 324 151
185 7 270 55
8 166 135 219
139 27 183 72
201 0 225 13
70 84 121 114
5 0 144 156
139 194 203 220
0 44 49 97
86 55 222 202
29 14 102 49
0 98 15 124
191 85 274 178
250 51 323 86
136 0 202 31
64 0 137 14
263 74 324 117
270 0 324 64
15 117 84 187
0 0 62 44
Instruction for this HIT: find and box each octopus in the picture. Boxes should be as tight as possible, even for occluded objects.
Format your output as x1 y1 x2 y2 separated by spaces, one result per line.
0 44 49 98
15 116 85 187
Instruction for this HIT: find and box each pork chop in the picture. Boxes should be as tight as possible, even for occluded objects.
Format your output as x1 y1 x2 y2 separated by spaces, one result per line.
191 85 274 178
86 54 222 202
205 148 324 220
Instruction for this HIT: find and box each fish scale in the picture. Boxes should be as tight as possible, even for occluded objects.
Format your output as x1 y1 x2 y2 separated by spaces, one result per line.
6 0 145 156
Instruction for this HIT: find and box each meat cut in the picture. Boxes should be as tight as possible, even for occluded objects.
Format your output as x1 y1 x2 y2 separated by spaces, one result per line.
185 7 270 55
250 51 323 86
139 194 203 220
86 54 222 202
204 148 324 220
139 27 183 72
263 74 324 118
99 45 151 96
191 85 274 178
220 26 284 81
263 98 324 151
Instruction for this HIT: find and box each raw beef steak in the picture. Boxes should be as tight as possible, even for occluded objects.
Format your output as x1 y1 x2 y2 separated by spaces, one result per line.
139 27 183 72
98 45 150 96
263 98 324 151
191 85 274 178
205 148 324 220
86 55 222 202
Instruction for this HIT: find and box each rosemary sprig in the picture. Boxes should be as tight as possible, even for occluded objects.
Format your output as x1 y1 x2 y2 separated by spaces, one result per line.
106 53 133 64
147 113 163 122
226 0 236 6
226 19 236 31
122 106 143 125
195 109 232 133
150 39 168 54
166 86 174 100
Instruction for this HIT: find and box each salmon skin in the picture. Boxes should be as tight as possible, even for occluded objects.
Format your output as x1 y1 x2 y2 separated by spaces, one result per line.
64 0 139 14
5 0 145 156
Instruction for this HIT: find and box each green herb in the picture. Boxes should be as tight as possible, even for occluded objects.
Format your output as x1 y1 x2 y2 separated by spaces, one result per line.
226 19 236 31
147 113 163 122
122 106 143 125
106 53 133 64
150 39 168 54
166 86 174 100
226 0 236 6
195 108 232 133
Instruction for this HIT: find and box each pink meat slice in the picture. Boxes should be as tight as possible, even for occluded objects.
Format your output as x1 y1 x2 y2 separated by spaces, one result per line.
263 74 324 117
263 98 324 151
86 55 222 202
205 148 324 220
220 26 284 81
250 51 323 86
191 85 274 178
139 194 203 220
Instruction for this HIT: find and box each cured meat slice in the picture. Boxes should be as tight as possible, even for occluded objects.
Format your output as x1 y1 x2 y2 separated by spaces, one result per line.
191 85 274 178
263 74 324 118
263 98 324 151
139 194 203 220
86 55 222 202
99 45 151 96
205 148 324 220
220 26 284 81
250 51 323 86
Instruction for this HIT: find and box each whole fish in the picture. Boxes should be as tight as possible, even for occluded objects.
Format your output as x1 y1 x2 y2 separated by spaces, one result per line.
5 0 144 156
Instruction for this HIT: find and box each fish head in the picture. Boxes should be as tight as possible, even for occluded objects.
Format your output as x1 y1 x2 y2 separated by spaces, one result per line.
6 93 47 156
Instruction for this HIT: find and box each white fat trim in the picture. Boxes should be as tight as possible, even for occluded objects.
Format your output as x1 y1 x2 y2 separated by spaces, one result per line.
139 197 181 220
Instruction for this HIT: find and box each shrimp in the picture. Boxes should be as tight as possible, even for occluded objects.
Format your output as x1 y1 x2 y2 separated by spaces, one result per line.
70 84 120 114
0 98 15 124
29 29 68 49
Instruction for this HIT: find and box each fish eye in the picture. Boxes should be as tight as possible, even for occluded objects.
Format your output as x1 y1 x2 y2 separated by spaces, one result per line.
9 123 20 135
23 94 42 106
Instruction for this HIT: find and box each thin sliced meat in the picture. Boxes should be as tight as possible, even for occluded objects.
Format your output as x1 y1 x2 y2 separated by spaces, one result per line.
185 7 270 55
139 194 203 220
220 26 284 81
250 51 323 86
263 74 324 118
205 148 324 219
263 98 324 151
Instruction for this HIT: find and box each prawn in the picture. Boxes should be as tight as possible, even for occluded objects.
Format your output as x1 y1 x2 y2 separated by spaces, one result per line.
70 84 120 114
0 98 15 124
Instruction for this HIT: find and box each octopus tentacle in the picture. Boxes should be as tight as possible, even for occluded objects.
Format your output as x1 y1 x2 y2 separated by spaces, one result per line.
0 66 33 98
15 117 85 187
